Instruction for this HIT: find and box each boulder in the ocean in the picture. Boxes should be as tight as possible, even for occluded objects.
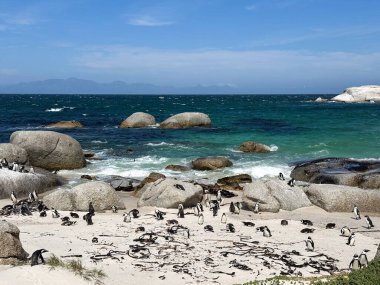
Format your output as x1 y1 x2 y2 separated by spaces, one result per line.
165 164 190 172
0 143 29 164
315 97 328 103
0 168 63 199
290 157 380 189
119 112 156 128
238 141 271 153
331 85 380 103
10 130 86 171
45 121 84 128
304 184 380 212
160 112 211 128
0 221 28 265
192 156 233 170
137 178 203 208
43 181 125 211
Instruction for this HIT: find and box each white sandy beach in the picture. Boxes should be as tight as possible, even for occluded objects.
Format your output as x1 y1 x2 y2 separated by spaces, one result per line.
0 192 379 285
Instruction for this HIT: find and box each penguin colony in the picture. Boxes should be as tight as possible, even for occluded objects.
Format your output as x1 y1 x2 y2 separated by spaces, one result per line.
0 171 377 279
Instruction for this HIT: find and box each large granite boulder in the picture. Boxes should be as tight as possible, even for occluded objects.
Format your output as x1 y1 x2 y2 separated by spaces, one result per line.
0 168 63 199
217 174 252 191
242 180 280 212
43 181 125 211
108 176 141 191
331 85 380 103
0 221 28 265
0 143 29 164
119 112 156 128
160 112 211 129
135 172 166 191
290 158 380 189
264 179 312 211
45 121 84 128
304 184 380 212
242 179 312 212
137 178 203 208
192 156 233 170
238 141 271 153
10 131 86 171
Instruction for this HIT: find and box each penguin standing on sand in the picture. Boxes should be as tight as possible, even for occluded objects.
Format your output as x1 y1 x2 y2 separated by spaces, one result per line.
30 249 48 266
359 249 370 268
216 190 222 202
349 254 361 270
347 233 356 246
196 202 203 213
123 212 131 223
305 236 314 251
177 204 185 218
364 215 374 229
253 202 259 214
89 202 95 215
32 190 38 201
198 213 204 225
229 202 236 214
192 206 199 216
221 213 227 224
353 205 361 220
10 191 17 205
52 208 60 218
212 205 218 217
263 226 272 237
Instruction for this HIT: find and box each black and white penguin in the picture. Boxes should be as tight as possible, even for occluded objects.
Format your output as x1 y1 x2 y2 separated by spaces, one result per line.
281 220 288 226
287 178 295 187
253 202 259 214
196 202 203 213
1 158 8 168
39 210 47 217
154 209 164 220
216 190 222 202
28 192 34 202
353 205 361 220
221 213 227 224
300 228 315 234
30 249 48 266
61 216 70 222
12 162 20 172
235 202 241 214
198 213 204 225
123 212 131 223
204 225 214 232
242 221 255 227
301 219 313 226
111 205 118 213
347 233 356 246
51 208 60 218
21 202 32 216
226 223 235 233
10 191 17 205
70 212 79 219
305 236 314 251
62 220 76 226
129 209 140 219
192 206 199 216
89 202 95 215
349 254 361 270
325 223 336 229
92 237 98 243
364 215 374 229
212 205 218 217
177 204 185 218
135 226 145 233
263 226 272 237
359 249 370 268
32 190 38 201
278 172 285 181
83 212 94 225
29 166 35 174
229 202 236 214
341 226 352 237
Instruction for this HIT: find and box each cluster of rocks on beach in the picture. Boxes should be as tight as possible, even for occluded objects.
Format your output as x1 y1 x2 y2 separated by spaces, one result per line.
0 107 379 285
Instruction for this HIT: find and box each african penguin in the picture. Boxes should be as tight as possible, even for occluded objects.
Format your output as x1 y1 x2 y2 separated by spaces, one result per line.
364 215 374 229
253 202 259 214
349 254 361 270
83 212 94 225
89 202 95 215
263 226 272 237
198 213 204 225
325 223 336 229
177 204 185 218
154 209 164 220
301 219 313 226
353 205 361 220
229 202 236 214
216 190 222 202
112 205 118 213
347 233 356 246
305 236 314 251
30 249 48 266
123 212 131 223
359 249 369 268
51 208 60 218
278 172 285 181
226 223 235 233
287 178 295 187
70 212 79 218
221 213 227 224
281 220 288 226
196 202 203 213
204 225 214 232
341 226 352 237
10 191 17 205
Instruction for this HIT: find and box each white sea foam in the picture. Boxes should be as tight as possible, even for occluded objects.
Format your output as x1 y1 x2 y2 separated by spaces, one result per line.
45 108 63 112
91 140 108 144
145 142 175 147
269 144 279 152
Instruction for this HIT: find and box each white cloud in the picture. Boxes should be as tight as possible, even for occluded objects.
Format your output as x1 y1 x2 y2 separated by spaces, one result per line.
128 15 174 27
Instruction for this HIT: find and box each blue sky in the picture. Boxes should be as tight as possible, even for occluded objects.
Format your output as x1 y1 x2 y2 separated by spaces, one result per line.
0 0 379 93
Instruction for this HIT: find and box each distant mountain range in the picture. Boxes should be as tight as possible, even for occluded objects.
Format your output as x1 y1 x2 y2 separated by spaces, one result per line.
0 78 237 94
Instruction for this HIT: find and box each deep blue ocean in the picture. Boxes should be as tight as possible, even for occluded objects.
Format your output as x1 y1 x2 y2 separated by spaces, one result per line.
1 94 380 182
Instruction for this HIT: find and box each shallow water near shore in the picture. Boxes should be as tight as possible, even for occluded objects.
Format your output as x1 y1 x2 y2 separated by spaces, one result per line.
1 94 380 182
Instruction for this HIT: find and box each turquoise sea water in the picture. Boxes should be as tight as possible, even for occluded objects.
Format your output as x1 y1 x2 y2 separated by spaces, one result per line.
1 94 379 182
